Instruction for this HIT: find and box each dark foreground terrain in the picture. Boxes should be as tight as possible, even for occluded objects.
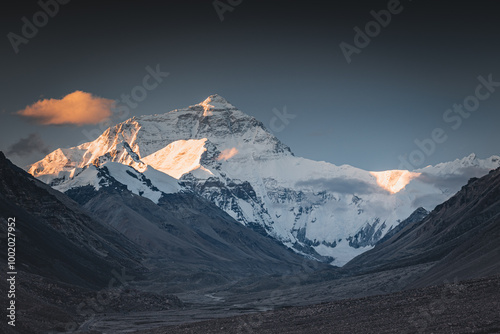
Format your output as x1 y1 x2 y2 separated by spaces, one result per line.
135 275 500 334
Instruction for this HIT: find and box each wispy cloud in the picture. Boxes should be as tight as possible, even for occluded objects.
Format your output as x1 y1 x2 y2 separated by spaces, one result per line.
416 167 491 190
17 91 114 125
296 177 384 195
6 133 50 157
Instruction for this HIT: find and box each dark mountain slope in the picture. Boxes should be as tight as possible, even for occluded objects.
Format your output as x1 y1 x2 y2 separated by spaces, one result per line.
0 152 146 289
0 152 184 334
375 207 429 245
409 171 500 288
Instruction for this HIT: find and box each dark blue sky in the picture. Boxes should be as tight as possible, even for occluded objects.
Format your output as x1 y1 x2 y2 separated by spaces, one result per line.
1 0 499 170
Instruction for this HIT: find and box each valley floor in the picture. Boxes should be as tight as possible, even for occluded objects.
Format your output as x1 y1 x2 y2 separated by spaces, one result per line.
134 274 500 334
72 264 431 333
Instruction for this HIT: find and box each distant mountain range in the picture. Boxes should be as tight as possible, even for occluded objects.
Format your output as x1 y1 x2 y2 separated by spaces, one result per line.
26 94 500 265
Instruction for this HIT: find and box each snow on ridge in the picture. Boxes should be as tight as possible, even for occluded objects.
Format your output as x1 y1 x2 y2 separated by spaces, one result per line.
53 161 181 204
416 153 500 176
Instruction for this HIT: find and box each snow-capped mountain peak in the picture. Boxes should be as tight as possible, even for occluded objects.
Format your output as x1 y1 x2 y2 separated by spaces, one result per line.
197 94 237 115
26 95 500 266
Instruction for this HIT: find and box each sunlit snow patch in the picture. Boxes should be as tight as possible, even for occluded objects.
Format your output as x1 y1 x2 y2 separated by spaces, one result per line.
142 138 209 179
370 170 421 194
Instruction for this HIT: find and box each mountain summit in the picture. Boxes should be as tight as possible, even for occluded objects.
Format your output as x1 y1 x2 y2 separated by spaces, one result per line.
196 94 238 114
26 95 500 265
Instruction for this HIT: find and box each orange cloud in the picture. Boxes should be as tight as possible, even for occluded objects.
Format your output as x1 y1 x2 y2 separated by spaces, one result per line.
17 91 114 125
217 147 238 161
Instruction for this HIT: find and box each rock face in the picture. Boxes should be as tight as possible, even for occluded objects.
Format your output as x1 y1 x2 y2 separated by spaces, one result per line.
342 167 500 286
26 94 500 265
